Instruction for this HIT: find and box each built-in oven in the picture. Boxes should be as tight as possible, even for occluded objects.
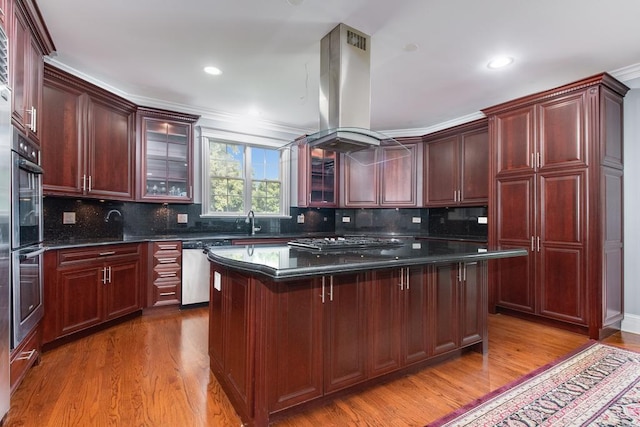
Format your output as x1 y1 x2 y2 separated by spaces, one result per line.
10 129 44 348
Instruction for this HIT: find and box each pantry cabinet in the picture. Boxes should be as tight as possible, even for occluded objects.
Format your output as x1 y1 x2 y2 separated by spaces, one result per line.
484 73 628 339
9 0 55 145
424 119 488 207
136 107 199 202
341 137 423 207
42 243 144 346
41 64 137 200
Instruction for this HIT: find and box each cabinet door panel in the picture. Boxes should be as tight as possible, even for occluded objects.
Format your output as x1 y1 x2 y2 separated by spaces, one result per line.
343 150 378 206
267 279 323 412
369 270 402 377
380 145 417 206
59 266 102 336
11 6 28 130
493 106 535 175
495 175 535 243
425 136 457 206
28 36 43 143
538 92 587 169
41 83 84 194
431 265 458 355
209 267 224 373
88 99 133 199
104 259 140 320
403 267 430 364
460 128 489 203
538 247 585 323
538 171 585 245
324 274 366 393
460 262 484 346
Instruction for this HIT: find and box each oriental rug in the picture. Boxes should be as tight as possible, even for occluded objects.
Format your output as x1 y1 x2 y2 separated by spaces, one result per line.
428 342 640 427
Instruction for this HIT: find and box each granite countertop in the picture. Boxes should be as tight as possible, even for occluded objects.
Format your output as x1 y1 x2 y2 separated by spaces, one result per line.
207 239 526 280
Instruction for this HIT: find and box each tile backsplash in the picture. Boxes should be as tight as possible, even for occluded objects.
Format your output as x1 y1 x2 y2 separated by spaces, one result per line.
44 197 487 242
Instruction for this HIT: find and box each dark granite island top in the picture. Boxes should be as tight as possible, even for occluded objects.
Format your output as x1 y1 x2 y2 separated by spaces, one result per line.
206 239 527 280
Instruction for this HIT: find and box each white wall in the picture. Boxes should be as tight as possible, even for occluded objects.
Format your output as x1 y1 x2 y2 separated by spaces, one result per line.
623 83 640 334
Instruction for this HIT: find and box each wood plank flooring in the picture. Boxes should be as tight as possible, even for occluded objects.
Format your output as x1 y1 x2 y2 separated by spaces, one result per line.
4 308 640 426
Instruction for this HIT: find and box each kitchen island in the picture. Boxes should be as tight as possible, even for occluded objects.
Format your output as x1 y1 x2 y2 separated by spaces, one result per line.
207 239 526 427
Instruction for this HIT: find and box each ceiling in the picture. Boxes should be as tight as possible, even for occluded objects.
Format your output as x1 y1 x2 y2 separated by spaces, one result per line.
37 0 640 137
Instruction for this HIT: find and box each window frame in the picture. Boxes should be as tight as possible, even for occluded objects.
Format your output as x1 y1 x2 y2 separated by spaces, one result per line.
200 127 290 218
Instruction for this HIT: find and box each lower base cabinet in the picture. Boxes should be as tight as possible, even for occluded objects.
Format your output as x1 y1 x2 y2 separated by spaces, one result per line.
10 322 42 395
43 243 143 346
209 261 487 426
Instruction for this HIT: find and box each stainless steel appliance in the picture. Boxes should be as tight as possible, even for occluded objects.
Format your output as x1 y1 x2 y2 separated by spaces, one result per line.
182 239 231 306
10 126 44 348
287 236 403 251
0 24 11 421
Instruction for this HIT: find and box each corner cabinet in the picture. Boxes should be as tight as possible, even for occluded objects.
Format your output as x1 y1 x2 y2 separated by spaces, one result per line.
41 64 137 200
9 0 55 145
341 137 423 207
296 143 339 207
423 119 489 207
136 107 200 203
42 244 144 346
483 73 628 339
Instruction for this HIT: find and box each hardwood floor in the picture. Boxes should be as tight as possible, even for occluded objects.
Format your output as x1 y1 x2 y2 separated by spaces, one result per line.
5 308 640 427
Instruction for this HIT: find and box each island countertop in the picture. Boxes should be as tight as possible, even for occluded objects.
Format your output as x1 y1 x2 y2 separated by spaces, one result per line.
207 239 527 280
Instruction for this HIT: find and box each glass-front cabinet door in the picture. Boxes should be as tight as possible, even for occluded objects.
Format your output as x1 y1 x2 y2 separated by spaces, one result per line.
297 143 338 207
137 108 199 202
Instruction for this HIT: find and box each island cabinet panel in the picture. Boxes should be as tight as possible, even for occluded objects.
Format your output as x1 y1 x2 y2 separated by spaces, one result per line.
484 73 628 339
431 262 486 355
323 273 367 393
424 119 488 207
341 138 422 207
42 244 143 346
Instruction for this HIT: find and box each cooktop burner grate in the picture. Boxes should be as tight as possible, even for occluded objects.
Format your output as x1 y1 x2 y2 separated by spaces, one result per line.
287 237 403 251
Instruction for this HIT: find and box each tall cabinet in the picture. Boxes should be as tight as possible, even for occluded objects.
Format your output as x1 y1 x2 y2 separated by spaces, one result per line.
483 73 628 339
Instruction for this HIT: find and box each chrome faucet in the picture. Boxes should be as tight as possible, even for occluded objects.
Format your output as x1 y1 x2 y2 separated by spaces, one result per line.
245 210 260 235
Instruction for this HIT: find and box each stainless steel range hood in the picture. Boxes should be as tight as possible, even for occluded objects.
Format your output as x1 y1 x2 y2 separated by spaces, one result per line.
291 23 410 164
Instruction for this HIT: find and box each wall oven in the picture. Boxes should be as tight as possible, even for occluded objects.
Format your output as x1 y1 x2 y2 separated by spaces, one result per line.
11 129 44 348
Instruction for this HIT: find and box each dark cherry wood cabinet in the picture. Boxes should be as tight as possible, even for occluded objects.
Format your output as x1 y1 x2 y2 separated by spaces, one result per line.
296 144 339 207
484 73 628 339
41 64 137 200
136 107 199 203
147 241 182 307
209 260 488 426
42 244 144 346
341 137 423 207
9 0 55 145
9 321 41 395
424 119 488 207
431 262 485 355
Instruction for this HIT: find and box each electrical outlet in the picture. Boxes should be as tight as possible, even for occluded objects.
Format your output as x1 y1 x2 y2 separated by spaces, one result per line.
63 212 76 225
478 216 488 224
297 214 305 224
342 216 351 223
177 213 188 224
411 216 421 224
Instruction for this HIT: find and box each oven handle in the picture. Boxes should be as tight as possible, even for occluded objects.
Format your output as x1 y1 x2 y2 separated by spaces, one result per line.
20 247 46 261
18 157 44 175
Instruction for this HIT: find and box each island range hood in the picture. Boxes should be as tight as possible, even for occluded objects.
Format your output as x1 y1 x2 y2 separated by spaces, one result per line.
302 24 398 154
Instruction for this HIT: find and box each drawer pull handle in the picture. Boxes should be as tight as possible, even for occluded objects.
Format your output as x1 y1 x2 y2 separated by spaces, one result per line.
159 272 176 278
158 244 178 250
158 258 176 263
159 292 176 297
99 251 116 256
16 349 36 361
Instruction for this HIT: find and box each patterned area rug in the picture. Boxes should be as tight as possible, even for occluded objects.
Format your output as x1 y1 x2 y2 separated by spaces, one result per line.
428 342 640 427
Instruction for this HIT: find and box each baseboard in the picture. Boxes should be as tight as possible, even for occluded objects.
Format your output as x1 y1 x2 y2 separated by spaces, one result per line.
621 313 640 335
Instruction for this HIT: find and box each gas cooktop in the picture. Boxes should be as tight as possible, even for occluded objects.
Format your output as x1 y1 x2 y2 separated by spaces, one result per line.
287 237 404 251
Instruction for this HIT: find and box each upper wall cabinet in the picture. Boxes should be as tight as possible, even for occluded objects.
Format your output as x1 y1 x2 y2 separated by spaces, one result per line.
423 119 488 207
41 64 137 200
136 107 199 203
341 137 423 208
9 0 55 145
297 143 339 207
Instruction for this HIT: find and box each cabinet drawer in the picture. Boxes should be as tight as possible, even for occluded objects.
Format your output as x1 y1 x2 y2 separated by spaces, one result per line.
58 244 140 266
10 324 41 394
152 282 181 305
154 241 181 252
153 267 180 282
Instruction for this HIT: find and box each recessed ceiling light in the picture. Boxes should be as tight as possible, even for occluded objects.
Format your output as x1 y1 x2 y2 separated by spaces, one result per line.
204 66 222 75
487 56 514 69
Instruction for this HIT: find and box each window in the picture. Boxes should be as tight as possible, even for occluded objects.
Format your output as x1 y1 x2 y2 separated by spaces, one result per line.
202 135 289 217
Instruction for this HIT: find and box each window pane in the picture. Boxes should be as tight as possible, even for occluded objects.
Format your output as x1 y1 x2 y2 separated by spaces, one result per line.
210 178 244 212
210 141 244 179
251 147 280 180
251 180 281 214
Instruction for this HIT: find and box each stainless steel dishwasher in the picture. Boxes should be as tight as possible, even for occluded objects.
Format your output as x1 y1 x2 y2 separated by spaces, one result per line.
181 239 231 306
